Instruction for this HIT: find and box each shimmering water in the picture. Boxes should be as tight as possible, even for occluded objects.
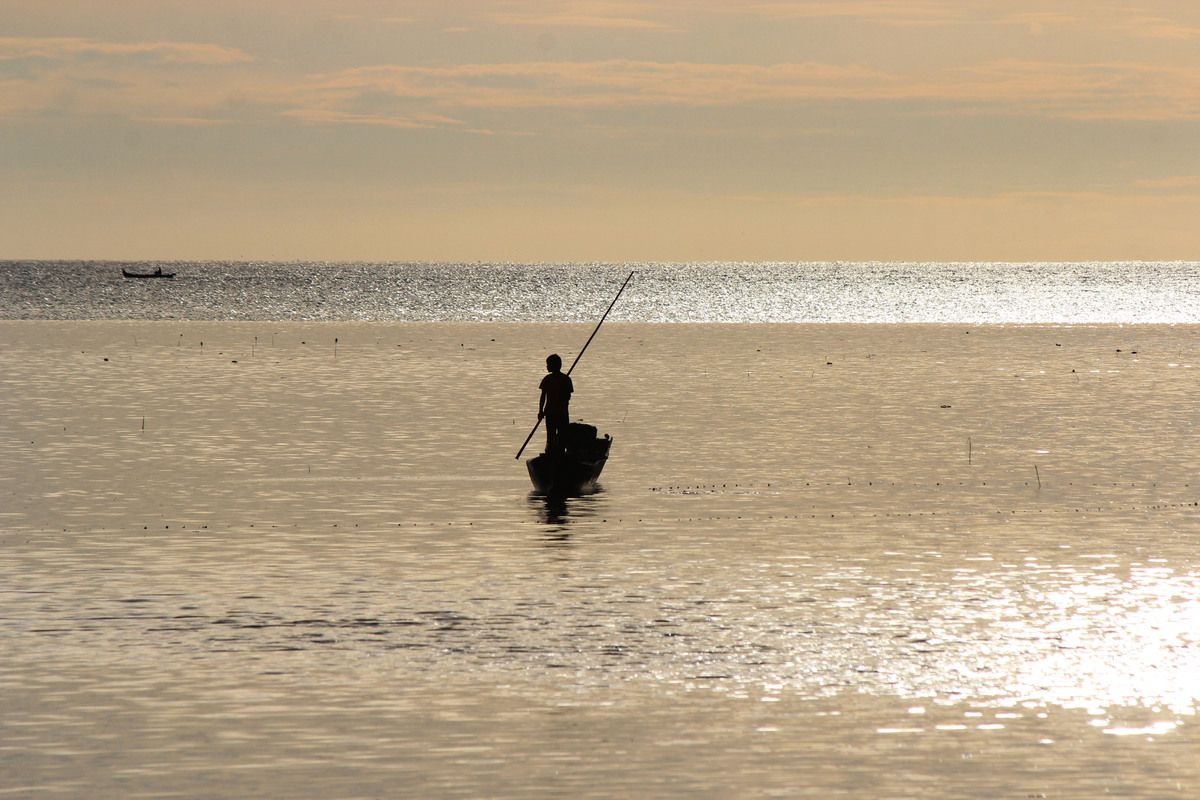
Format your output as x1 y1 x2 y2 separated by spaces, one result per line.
3 321 1200 797
3 260 1200 322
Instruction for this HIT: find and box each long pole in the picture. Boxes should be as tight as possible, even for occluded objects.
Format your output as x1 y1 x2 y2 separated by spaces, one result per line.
515 271 634 460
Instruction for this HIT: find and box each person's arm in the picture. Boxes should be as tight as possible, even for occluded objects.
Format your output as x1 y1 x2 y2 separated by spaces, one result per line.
538 388 546 419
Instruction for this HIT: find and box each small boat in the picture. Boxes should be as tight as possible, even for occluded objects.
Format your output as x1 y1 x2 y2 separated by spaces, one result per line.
122 268 175 279
526 422 612 495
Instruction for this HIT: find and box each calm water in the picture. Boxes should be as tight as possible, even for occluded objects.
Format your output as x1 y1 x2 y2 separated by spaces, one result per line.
3 261 1200 797
2 260 1200 322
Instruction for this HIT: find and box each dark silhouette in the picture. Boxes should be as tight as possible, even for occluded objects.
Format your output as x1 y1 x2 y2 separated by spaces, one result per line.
514 271 633 462
527 355 613 495
533 492 571 530
538 353 573 455
528 481 608 536
515 272 630 495
526 420 613 495
121 267 175 279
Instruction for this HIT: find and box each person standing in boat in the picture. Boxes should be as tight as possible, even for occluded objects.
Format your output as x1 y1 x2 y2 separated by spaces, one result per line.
538 353 573 456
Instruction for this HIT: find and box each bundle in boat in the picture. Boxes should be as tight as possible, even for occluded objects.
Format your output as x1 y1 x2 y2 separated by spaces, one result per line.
526 422 612 495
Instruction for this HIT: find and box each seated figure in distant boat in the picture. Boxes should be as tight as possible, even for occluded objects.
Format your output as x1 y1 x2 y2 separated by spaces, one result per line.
538 353 573 456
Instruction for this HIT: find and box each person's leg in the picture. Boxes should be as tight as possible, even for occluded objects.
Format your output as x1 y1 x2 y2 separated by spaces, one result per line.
547 413 568 454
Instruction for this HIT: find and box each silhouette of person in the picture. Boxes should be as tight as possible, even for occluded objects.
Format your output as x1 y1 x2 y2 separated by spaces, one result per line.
538 353 573 455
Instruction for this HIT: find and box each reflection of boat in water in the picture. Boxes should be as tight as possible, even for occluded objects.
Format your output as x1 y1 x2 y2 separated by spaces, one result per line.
122 268 175 279
526 422 612 495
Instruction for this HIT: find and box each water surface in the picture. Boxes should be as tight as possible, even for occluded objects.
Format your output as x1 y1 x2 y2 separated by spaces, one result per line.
3 321 1199 797
3 260 1199 322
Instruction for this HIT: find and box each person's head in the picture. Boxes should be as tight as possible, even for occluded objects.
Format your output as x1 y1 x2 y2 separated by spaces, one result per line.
546 353 562 373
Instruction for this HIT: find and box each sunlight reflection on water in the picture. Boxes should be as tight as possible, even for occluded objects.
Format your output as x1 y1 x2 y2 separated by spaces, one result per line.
3 321 1200 797
4 260 1200 323
7 514 1199 714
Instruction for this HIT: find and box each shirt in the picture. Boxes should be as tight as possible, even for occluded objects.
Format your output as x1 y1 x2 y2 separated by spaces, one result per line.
539 372 574 415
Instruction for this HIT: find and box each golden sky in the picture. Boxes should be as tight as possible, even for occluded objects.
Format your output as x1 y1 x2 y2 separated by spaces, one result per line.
2 0 1199 261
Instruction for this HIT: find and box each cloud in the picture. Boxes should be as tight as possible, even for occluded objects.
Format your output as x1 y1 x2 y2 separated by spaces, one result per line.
4 24 1199 132
488 1 675 30
137 116 232 126
0 36 252 65
284 58 1200 124
945 60 1200 120
1134 176 1200 190
1001 11 1081 35
296 60 897 113
1128 16 1200 40
731 1 967 27
280 108 465 129
495 13 669 30
0 36 260 122
732 2 1199 41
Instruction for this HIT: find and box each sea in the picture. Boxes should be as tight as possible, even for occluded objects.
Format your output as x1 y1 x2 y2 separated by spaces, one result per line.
3 261 1200 798
2 260 1199 322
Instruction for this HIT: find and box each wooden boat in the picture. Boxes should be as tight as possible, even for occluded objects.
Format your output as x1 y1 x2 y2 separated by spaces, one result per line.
526 422 612 495
122 268 175 279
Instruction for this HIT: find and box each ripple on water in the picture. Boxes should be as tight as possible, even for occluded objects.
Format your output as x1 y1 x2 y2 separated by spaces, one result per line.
4 322 1200 797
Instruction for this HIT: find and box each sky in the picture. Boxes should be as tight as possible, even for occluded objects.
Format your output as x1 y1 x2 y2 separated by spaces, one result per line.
2 0 1199 262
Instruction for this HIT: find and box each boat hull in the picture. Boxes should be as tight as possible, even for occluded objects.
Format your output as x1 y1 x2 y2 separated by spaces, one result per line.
122 269 175 279
526 437 611 495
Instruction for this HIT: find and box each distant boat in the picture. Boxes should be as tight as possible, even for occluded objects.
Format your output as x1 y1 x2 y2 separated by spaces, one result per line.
526 422 612 495
122 268 175 279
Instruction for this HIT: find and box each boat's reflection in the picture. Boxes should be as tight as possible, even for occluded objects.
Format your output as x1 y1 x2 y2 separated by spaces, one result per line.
527 486 606 544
